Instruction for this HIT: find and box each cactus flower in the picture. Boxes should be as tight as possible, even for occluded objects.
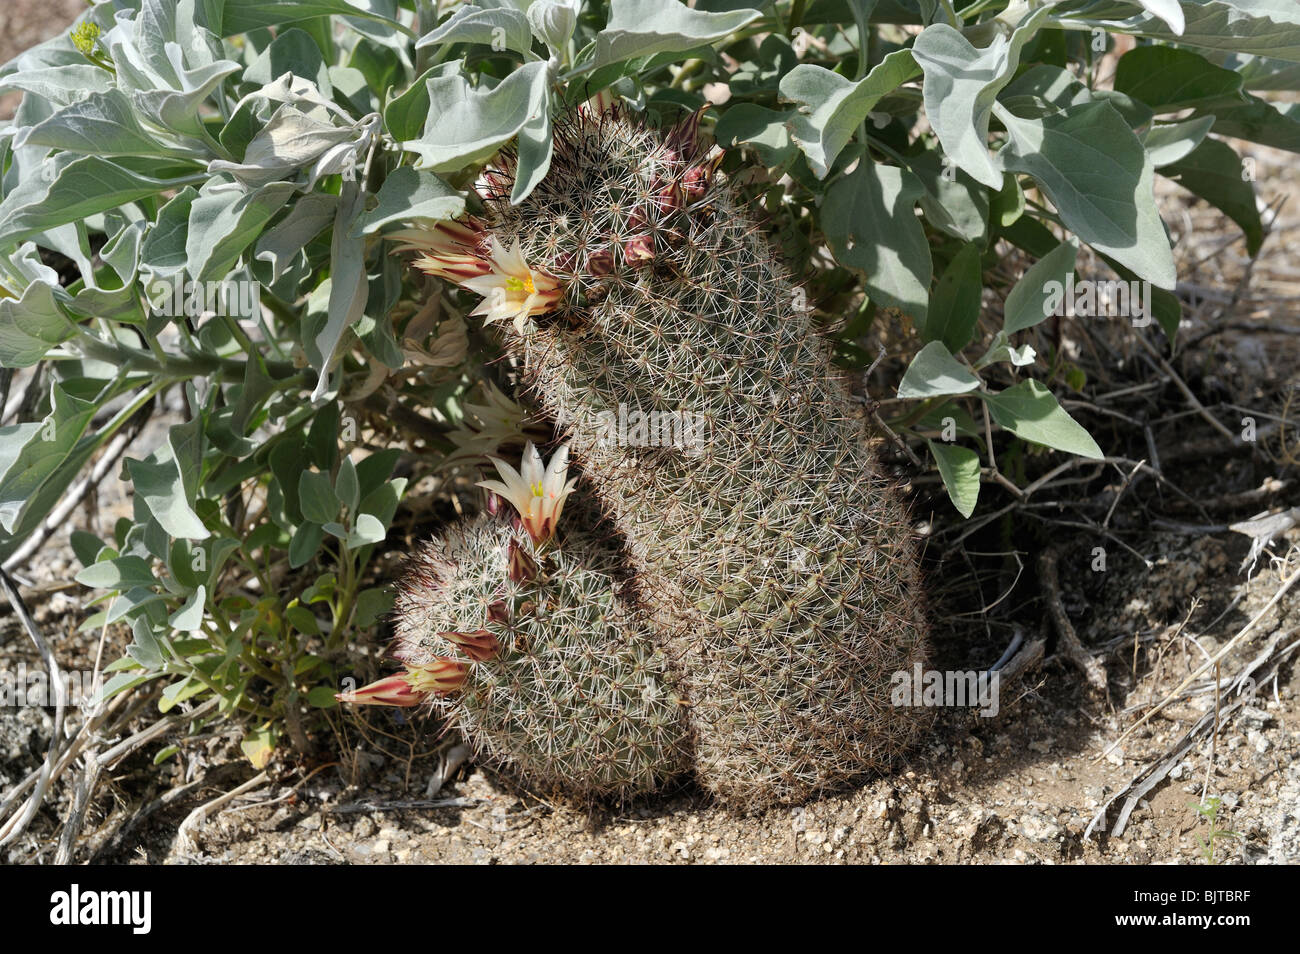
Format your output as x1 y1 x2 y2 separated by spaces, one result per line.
460 237 564 332
391 220 492 281
478 442 577 546
336 658 468 707
623 234 656 266
395 223 563 332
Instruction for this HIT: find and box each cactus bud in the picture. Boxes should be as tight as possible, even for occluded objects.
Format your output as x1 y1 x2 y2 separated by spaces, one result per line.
587 248 615 276
440 629 500 662
487 600 510 625
508 538 539 583
623 234 655 267
337 658 468 707
663 105 706 161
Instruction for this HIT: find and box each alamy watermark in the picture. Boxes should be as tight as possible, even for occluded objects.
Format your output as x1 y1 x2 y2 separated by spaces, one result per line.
1 664 101 708
146 275 260 319
891 664 1001 717
594 404 708 453
1043 274 1155 327
50 884 151 934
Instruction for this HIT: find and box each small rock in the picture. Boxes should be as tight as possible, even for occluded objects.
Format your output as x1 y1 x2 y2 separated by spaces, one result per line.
1239 706 1271 730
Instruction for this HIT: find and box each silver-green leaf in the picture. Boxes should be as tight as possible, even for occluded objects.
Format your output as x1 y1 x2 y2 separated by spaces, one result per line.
823 161 932 322
912 6 1051 188
997 101 1177 290
587 0 760 72
898 340 982 399
982 379 1103 459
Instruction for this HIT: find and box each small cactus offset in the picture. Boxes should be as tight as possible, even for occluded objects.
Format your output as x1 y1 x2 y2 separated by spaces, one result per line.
356 108 932 807
384 511 692 801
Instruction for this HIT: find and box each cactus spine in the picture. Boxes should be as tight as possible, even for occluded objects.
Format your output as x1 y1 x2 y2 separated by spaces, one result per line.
376 109 931 807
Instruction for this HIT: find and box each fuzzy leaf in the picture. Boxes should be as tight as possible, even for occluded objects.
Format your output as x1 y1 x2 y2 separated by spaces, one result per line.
998 101 1177 290
207 104 359 188
1109 0 1300 64
780 50 919 178
0 156 180 248
897 341 982 399
404 61 549 173
299 470 340 525
218 0 405 36
125 418 210 540
76 555 159 590
910 149 990 244
714 104 796 166
911 6 1051 188
588 0 761 71
823 161 932 322
923 243 982 352
308 181 367 401
415 5 535 58
0 280 75 368
17 90 183 158
1142 117 1217 167
1003 238 1078 333
0 65 112 107
169 585 207 632
982 380 1103 459
1114 45 1244 112
927 439 981 518
0 382 95 533
1135 0 1186 34
128 617 166 671
1163 136 1263 255
289 521 325 568
186 180 299 282
352 166 465 236
256 192 338 280
1197 95 1300 152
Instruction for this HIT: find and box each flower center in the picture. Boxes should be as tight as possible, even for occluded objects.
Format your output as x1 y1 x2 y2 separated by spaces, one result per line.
505 274 536 294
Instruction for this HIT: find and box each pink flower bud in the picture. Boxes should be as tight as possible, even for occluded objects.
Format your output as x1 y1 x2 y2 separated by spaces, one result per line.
588 248 615 276
664 106 705 160
487 601 510 625
440 629 500 662
336 658 468 707
623 234 655 267
508 538 540 583
656 182 683 215
335 672 424 708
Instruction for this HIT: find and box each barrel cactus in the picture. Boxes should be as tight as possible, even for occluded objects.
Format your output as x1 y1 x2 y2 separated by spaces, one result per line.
344 107 932 808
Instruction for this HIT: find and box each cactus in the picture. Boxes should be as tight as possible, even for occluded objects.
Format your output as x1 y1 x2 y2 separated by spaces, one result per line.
359 108 932 807
389 512 691 800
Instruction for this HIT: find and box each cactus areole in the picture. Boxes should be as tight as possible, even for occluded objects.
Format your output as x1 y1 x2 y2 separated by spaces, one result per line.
353 107 932 808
